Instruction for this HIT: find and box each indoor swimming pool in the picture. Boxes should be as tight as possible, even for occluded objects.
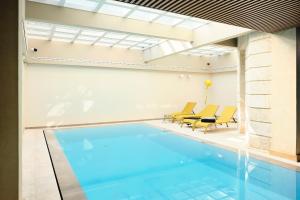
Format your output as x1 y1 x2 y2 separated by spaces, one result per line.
47 124 300 200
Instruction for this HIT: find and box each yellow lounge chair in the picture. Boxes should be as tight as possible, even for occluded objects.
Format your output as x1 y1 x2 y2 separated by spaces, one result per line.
164 102 197 121
191 106 237 132
175 104 219 125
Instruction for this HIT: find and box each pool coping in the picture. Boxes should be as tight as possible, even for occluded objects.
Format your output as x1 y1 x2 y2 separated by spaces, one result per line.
44 130 87 200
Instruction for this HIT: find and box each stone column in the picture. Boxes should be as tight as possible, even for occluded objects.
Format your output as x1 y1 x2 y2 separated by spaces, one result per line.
245 32 272 150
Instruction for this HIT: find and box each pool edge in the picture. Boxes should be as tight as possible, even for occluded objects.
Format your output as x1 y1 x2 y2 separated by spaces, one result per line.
44 130 87 200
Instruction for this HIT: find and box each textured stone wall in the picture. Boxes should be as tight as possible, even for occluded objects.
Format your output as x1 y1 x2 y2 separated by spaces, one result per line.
245 32 272 150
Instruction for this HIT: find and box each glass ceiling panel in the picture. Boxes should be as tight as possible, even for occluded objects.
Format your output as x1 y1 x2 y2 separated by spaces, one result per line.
55 26 80 34
94 42 112 47
119 40 137 46
114 44 129 48
26 21 53 31
144 38 162 44
98 4 131 17
136 43 151 48
74 40 94 44
176 20 206 30
53 32 75 38
77 35 98 41
104 32 128 40
27 29 51 36
128 10 159 22
25 20 189 52
126 35 147 42
28 0 211 31
81 30 105 37
99 38 119 44
154 15 183 26
181 45 235 57
105 0 136 8
65 0 98 11
28 35 50 40
52 37 73 42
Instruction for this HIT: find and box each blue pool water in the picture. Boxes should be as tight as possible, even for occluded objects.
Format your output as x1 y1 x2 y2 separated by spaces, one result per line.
55 124 300 200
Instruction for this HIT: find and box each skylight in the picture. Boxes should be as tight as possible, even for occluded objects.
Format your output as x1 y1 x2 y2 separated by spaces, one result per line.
65 0 98 11
181 45 235 57
155 15 184 26
105 32 128 40
81 30 105 37
176 19 208 30
55 26 79 34
25 20 178 51
28 0 211 30
98 4 131 17
128 10 159 22
53 32 75 38
126 35 147 42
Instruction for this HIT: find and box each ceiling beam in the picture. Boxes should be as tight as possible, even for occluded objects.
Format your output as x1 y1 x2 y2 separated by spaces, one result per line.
25 1 193 41
144 22 251 62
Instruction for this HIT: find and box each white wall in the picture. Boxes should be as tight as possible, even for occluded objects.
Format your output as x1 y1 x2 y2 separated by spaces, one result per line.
24 39 238 128
209 72 237 115
24 64 212 127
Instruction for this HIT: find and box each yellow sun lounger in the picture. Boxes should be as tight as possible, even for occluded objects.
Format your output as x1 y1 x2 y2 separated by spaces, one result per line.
175 104 219 125
164 102 197 121
190 106 237 132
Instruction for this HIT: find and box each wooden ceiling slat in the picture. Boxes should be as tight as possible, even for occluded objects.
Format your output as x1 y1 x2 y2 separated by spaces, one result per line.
208 2 300 30
148 0 170 9
115 0 300 32
189 1 299 31
164 0 196 13
157 0 179 11
170 0 204 14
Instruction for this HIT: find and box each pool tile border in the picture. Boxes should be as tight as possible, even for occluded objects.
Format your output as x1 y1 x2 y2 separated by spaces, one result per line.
44 130 87 200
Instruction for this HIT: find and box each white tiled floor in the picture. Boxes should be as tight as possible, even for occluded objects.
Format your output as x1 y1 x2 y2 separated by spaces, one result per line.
145 120 247 150
22 120 300 200
22 129 61 200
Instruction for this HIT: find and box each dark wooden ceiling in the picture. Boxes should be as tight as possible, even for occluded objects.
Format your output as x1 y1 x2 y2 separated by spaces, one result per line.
115 0 300 33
